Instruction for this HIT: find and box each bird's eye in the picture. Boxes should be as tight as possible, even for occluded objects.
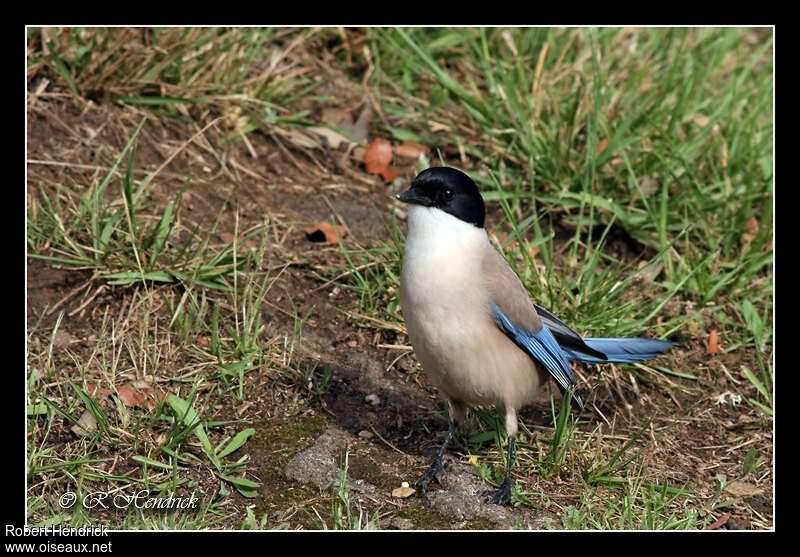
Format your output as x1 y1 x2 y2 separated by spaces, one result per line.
443 189 454 200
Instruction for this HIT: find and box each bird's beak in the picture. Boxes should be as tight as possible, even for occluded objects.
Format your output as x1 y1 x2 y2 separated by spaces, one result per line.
396 187 433 207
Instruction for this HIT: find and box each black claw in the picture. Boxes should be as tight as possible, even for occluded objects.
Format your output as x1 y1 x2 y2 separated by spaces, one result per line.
485 477 514 506
414 454 447 495
415 417 456 497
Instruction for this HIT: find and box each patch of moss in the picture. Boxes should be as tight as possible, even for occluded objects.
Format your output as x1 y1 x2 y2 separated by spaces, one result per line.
395 503 454 530
248 413 327 457
246 413 329 528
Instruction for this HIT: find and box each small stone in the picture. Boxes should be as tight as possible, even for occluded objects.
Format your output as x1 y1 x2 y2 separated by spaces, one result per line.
401 481 410 488
358 430 374 440
389 517 414 530
365 394 381 406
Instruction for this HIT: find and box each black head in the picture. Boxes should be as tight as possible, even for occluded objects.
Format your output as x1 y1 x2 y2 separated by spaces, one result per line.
396 167 485 228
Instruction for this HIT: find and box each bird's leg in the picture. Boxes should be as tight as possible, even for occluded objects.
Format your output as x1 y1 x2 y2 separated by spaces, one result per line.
488 436 516 505
414 415 454 495
487 408 517 506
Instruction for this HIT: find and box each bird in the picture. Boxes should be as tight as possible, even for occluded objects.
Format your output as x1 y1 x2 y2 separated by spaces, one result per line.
396 166 675 505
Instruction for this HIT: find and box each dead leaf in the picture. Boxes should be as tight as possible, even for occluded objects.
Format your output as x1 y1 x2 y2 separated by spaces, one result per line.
528 246 541 258
196 335 210 349
742 217 760 245
745 217 759 236
345 104 371 144
321 105 371 145
379 166 400 182
706 512 732 530
395 142 429 159
364 138 393 174
467 455 479 466
71 409 97 437
391 486 416 498
724 481 764 498
307 126 353 150
87 383 113 400
116 382 161 411
304 222 347 245
282 128 319 150
596 137 610 156
706 330 720 355
363 138 400 182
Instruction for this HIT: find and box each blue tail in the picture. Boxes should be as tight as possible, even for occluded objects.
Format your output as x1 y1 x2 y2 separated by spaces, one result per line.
561 338 676 364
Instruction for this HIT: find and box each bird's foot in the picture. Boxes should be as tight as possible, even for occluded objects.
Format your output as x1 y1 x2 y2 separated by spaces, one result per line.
485 477 514 506
414 454 448 496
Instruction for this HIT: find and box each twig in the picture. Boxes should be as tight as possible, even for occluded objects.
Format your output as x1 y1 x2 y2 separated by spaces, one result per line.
139 116 224 194
46 278 93 316
369 425 407 456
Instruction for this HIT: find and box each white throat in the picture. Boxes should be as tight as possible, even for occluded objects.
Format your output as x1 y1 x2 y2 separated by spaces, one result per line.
403 205 488 274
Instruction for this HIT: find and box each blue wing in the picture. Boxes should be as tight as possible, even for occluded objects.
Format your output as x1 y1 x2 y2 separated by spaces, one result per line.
562 337 676 364
492 304 584 410
533 303 675 364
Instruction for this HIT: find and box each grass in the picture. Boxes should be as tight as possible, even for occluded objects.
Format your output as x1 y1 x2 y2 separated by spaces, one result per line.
28 28 318 123
27 26 773 530
27 120 254 292
26 133 286 525
561 480 703 530
336 27 773 408
326 451 379 530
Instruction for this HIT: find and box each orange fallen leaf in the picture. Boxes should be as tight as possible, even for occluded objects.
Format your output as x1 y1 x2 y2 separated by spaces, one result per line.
304 222 347 245
706 329 720 355
379 166 400 182
706 512 732 530
395 142 429 159
87 383 113 400
529 246 541 258
364 138 393 174
741 217 760 246
115 382 164 411
596 137 610 156
117 383 151 410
